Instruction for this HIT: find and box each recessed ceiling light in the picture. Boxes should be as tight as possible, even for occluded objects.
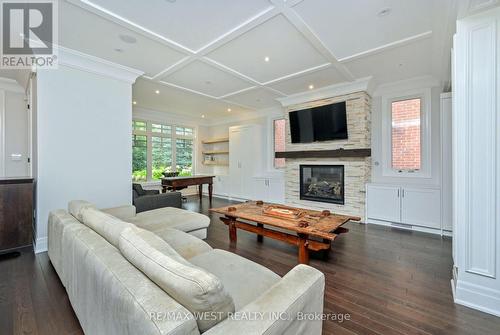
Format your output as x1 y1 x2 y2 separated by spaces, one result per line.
308 84 314 90
166 0 176 3
155 90 160 94
119 34 137 44
133 101 137 105
227 108 232 112
264 56 270 62
204 80 212 85
256 98 262 102
377 7 391 17
201 114 205 118
114 48 123 53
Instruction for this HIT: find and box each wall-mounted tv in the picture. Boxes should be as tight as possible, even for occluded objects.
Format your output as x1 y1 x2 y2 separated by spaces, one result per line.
289 101 348 143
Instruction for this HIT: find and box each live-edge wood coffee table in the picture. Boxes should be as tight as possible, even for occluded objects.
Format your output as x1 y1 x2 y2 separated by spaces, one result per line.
210 201 360 264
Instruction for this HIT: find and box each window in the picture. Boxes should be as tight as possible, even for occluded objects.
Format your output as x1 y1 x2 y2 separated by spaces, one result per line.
132 134 147 181
152 136 172 180
391 98 421 171
381 88 431 178
132 120 194 181
273 118 286 168
175 138 193 176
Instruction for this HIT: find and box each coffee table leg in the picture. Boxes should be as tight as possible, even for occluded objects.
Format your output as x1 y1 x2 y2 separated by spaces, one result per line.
298 234 309 264
257 223 263 242
228 218 237 247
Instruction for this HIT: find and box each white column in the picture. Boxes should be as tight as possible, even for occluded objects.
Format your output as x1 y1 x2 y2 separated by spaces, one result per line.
453 7 500 316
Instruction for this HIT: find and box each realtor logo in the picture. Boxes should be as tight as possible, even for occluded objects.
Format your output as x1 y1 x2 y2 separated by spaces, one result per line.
1 0 58 68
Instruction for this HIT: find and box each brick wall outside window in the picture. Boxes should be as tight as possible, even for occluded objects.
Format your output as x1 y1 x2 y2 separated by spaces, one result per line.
391 98 421 171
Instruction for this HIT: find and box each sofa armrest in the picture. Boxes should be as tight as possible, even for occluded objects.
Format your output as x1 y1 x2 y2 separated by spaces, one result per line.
133 192 182 213
204 264 325 335
101 205 137 220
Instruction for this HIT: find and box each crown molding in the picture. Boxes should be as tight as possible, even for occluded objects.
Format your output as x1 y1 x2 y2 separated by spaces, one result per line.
276 77 374 107
56 46 144 84
133 107 203 126
372 75 441 97
0 78 24 93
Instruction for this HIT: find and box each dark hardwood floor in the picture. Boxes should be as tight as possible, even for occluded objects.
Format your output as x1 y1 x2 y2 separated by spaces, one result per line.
1 195 499 334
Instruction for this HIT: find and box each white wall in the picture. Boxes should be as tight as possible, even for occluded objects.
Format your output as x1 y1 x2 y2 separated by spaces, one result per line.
0 78 30 177
35 64 136 252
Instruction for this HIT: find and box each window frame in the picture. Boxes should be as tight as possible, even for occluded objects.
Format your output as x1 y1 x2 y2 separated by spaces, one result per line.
267 115 287 172
132 119 195 182
381 88 432 179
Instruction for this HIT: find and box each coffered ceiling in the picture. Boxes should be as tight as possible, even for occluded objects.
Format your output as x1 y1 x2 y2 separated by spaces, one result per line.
59 0 459 119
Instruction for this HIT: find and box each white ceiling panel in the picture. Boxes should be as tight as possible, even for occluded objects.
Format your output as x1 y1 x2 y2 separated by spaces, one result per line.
207 15 328 83
59 2 186 77
342 38 433 85
133 79 249 118
225 87 282 109
85 0 273 51
162 61 254 97
293 0 434 59
268 66 346 95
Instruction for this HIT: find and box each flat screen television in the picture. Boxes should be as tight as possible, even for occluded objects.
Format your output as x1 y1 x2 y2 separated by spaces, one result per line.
289 101 348 143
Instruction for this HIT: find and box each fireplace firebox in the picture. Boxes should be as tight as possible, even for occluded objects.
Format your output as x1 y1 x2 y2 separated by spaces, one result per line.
300 165 345 204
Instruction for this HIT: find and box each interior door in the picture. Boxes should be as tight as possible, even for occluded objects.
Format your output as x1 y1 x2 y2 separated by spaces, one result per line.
366 184 401 222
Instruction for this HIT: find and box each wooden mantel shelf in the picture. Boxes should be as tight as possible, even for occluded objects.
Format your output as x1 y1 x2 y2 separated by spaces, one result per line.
275 148 371 159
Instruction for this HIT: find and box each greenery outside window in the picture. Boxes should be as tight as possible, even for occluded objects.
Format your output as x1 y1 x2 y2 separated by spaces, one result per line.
132 120 194 181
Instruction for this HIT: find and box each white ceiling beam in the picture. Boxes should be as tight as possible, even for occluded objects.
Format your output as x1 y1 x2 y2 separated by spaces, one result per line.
67 0 195 55
338 31 433 63
271 0 356 82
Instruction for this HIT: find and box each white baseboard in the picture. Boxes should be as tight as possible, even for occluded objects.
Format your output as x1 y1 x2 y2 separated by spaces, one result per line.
34 237 48 254
366 218 449 236
455 280 500 317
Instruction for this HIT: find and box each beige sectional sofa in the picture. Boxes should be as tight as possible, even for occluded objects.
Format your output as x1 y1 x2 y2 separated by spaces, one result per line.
48 201 325 335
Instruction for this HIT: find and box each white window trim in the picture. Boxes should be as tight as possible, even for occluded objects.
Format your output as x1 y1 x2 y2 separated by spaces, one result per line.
133 119 196 182
381 87 432 179
267 115 286 173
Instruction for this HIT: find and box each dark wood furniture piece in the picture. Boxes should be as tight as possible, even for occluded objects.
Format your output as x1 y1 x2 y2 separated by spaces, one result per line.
210 201 360 264
0 178 34 254
162 175 215 202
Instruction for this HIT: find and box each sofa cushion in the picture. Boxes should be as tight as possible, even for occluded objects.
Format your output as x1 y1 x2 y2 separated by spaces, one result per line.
68 200 96 222
127 207 210 234
119 227 235 332
81 208 134 248
189 249 281 310
153 227 213 259
101 205 137 220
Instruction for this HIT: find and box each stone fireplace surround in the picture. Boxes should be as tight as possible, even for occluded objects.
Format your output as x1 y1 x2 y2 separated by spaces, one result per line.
283 91 371 221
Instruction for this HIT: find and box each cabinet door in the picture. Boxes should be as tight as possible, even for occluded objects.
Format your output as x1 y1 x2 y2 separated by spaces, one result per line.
366 185 401 222
229 128 242 198
268 178 285 203
253 178 269 202
401 188 441 229
213 176 228 197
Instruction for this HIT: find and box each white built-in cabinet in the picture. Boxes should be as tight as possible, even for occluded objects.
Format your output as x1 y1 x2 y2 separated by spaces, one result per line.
254 176 285 203
366 184 441 230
